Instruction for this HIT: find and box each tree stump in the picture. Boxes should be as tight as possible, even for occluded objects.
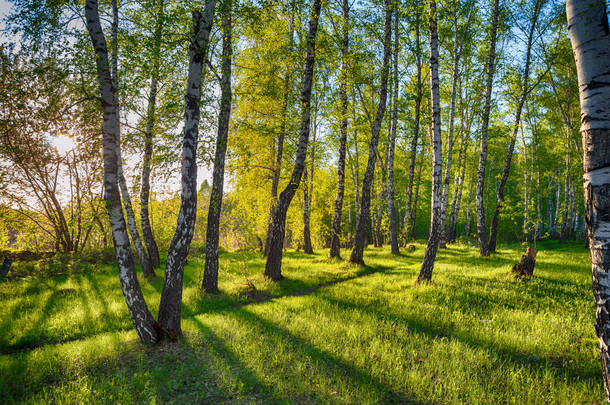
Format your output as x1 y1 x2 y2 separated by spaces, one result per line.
0 258 12 277
512 246 536 279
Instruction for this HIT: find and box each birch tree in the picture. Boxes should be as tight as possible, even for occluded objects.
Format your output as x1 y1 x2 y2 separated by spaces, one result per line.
329 0 349 259
203 0 232 293
158 4 215 336
474 0 500 257
84 0 158 344
417 0 442 282
566 0 610 399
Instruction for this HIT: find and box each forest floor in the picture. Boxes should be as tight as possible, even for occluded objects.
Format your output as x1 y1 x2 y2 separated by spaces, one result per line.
0 240 601 404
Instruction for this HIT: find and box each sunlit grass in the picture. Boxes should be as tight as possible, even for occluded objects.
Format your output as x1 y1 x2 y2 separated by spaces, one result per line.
0 241 602 404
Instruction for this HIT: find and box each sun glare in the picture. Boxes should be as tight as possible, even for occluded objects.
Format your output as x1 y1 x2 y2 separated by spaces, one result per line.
54 134 76 156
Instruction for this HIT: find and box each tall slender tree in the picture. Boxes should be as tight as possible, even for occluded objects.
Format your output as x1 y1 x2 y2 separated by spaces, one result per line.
403 8 423 241
264 0 322 281
140 0 165 269
158 3 216 336
329 0 349 259
349 0 392 265
417 0 442 283
474 0 500 257
566 0 610 399
84 0 158 344
203 0 232 293
488 0 542 252
386 1 400 255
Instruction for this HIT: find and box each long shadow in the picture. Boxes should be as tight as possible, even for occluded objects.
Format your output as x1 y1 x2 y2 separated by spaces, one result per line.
1 261 397 355
189 316 284 404
222 307 427 404
316 293 598 384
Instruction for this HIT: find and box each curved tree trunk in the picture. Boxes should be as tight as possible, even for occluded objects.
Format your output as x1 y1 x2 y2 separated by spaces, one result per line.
158 5 215 336
84 0 157 344
349 0 392 265
474 0 500 257
488 0 541 252
203 0 232 293
566 0 610 399
140 0 165 269
264 0 322 281
329 0 349 259
417 0 443 283
264 11 295 258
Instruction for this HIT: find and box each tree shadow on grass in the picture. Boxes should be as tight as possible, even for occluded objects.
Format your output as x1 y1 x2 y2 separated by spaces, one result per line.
316 293 598 384
197 308 427 404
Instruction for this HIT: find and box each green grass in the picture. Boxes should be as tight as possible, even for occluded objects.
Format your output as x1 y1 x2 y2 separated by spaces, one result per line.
0 241 602 404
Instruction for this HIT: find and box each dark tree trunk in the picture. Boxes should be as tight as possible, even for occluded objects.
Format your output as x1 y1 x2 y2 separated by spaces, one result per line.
140 0 165 269
566 1 610 399
264 0 322 281
85 0 158 344
158 5 215 336
349 0 392 265
475 0 500 257
264 11 295 258
203 0 232 293
417 0 443 283
329 0 349 259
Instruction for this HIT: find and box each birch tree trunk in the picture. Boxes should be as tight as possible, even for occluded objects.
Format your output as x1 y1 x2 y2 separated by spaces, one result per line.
439 0 473 248
560 153 571 242
448 131 467 243
84 0 157 344
488 0 541 251
303 114 316 254
329 0 349 258
464 173 475 237
411 158 423 241
349 0 392 265
566 0 610 399
107 0 154 277
417 0 443 283
158 5 215 336
403 12 422 241
386 5 399 255
264 0 322 280
140 0 165 269
203 0 232 293
475 0 500 257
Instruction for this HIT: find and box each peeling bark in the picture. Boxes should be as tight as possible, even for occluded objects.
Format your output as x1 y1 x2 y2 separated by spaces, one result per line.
566 1 610 399
417 0 443 283
85 0 157 344
158 5 215 336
